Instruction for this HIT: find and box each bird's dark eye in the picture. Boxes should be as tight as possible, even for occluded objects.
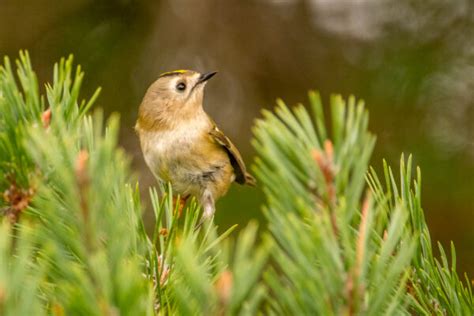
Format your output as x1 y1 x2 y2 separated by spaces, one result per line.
176 82 186 91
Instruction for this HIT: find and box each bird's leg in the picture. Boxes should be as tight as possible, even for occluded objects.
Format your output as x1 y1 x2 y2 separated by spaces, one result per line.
202 191 215 219
195 189 215 229
172 195 189 218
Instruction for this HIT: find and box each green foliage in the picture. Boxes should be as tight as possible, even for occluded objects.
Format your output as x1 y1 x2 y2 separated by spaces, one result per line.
253 94 416 315
145 186 269 315
0 51 100 221
0 52 269 315
0 52 472 315
0 51 42 191
0 221 44 315
368 157 474 315
26 112 153 315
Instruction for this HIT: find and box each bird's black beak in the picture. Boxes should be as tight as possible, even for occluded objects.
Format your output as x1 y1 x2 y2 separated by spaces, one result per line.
197 71 217 84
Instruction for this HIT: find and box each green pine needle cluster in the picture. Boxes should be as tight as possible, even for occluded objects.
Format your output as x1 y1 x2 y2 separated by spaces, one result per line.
0 52 472 315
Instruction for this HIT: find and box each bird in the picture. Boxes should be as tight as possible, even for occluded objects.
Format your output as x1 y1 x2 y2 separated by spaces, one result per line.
135 70 255 223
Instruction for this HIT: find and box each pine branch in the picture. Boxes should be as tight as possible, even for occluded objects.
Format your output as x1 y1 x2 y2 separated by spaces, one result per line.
1 51 270 315
253 93 416 315
367 156 474 315
0 220 44 315
0 52 99 224
0 51 472 315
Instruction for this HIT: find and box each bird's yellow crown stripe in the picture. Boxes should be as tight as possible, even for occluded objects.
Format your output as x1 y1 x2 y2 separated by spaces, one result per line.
159 69 190 77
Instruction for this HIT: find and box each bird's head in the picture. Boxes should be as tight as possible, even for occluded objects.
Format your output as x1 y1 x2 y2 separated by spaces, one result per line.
137 70 217 131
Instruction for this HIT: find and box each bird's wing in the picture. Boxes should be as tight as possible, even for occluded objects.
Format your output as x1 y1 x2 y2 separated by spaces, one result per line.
208 125 256 186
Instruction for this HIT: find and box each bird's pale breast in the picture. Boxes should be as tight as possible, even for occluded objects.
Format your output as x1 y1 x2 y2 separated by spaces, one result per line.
138 122 234 199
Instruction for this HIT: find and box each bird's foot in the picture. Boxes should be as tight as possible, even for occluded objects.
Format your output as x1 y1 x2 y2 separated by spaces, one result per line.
195 190 215 230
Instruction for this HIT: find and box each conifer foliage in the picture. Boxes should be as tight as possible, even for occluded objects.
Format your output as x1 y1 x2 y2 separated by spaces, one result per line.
0 52 472 315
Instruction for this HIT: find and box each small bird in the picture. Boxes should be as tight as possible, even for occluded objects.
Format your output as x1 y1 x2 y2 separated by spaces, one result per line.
135 70 255 222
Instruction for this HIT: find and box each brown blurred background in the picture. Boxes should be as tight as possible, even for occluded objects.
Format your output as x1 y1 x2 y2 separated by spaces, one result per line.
1 0 473 275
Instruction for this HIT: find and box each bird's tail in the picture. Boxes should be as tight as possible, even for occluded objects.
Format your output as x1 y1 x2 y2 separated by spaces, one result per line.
244 172 257 186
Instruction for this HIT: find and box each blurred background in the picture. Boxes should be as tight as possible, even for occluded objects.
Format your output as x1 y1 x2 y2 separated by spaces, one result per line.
1 0 473 275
